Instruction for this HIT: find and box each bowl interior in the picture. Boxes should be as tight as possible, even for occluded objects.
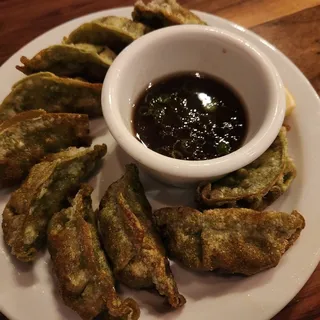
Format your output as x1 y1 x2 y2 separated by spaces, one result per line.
111 26 279 146
103 25 285 183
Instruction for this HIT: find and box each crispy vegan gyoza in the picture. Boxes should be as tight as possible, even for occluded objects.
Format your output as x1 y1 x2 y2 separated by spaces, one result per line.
0 72 102 121
48 184 140 320
197 127 296 211
64 16 150 53
98 164 185 308
0 110 90 187
16 44 116 82
132 0 207 29
2 144 107 262
152 207 305 275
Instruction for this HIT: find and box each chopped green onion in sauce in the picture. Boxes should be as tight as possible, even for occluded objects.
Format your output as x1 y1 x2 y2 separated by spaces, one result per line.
132 72 248 161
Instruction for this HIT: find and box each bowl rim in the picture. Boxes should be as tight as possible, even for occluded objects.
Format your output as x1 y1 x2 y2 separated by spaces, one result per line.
102 24 286 179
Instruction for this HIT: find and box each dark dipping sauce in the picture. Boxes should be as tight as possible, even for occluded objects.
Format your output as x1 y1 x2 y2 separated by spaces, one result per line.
132 72 248 161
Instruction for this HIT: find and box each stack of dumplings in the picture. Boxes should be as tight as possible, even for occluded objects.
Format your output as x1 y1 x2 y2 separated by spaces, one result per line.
1 0 206 123
0 1 207 319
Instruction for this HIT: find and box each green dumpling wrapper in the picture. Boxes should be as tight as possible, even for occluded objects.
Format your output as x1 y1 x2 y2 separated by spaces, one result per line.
64 16 150 53
0 72 102 122
152 206 305 275
132 0 207 29
196 127 296 211
0 110 91 187
48 184 140 320
16 44 116 82
97 164 185 309
2 144 107 262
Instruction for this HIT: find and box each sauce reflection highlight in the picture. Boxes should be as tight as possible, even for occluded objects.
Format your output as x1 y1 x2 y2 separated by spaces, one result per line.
132 72 248 161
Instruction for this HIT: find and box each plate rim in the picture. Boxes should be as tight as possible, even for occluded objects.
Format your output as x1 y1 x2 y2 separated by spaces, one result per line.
0 6 319 320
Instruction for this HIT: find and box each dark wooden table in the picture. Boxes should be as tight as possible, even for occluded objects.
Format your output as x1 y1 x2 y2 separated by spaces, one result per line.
0 0 319 319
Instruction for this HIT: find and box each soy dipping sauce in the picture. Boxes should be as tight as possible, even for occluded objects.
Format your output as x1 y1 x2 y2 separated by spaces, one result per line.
132 72 248 161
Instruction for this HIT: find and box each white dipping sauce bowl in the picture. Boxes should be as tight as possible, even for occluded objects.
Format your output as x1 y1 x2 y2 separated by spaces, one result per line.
102 25 285 187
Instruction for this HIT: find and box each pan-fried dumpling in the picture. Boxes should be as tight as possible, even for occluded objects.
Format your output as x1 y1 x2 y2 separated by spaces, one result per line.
48 184 140 320
0 110 90 187
0 72 102 122
196 127 296 211
132 0 207 29
64 16 150 53
152 206 305 275
16 44 116 82
2 144 107 262
98 164 185 309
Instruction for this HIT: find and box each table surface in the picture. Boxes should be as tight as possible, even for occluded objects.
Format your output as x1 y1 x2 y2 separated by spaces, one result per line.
0 0 320 319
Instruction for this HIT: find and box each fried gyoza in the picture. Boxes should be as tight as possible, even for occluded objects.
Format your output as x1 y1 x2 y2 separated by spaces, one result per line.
132 0 207 29
2 144 107 262
152 207 305 275
197 127 296 211
98 164 185 308
48 184 140 320
0 110 90 187
0 72 102 121
64 16 150 53
16 44 116 82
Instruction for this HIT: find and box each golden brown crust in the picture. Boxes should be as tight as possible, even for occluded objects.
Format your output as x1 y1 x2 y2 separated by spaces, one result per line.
2 144 107 262
196 127 296 210
48 185 140 320
98 164 185 309
16 44 116 82
132 0 206 28
0 72 102 122
152 206 305 275
64 16 151 53
0 110 91 187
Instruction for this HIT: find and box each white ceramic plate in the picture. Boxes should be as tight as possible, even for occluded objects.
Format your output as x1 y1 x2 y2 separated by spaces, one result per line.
0 7 319 320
